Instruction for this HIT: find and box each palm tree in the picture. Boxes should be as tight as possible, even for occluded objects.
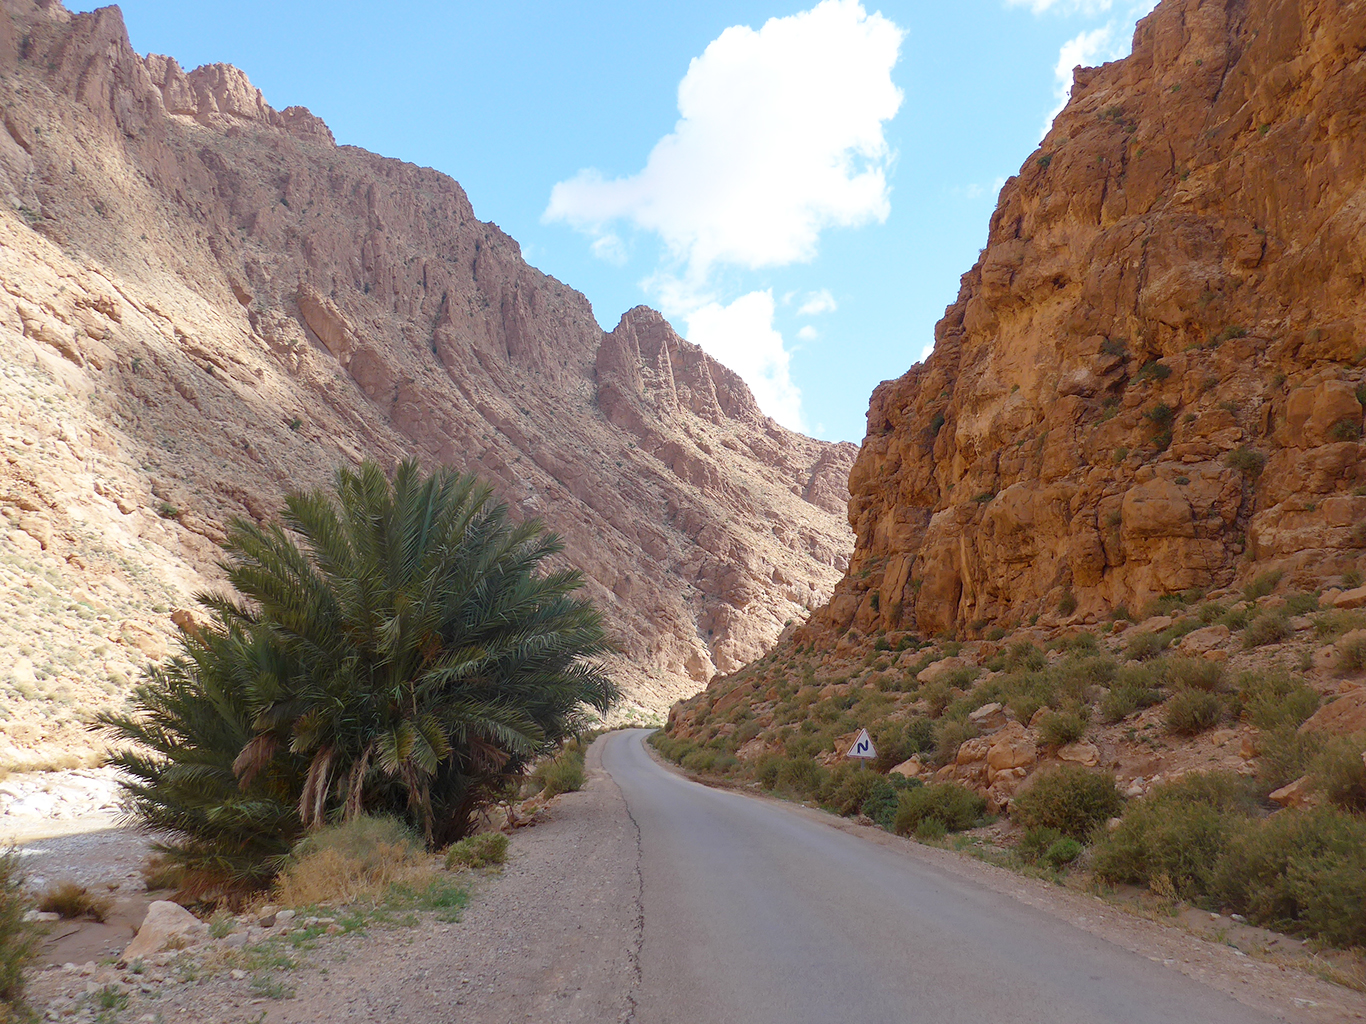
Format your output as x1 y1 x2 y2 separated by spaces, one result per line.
106 459 618 882
100 622 306 898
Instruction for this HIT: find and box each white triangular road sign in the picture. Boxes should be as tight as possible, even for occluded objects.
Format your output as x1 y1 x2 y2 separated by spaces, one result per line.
847 729 876 759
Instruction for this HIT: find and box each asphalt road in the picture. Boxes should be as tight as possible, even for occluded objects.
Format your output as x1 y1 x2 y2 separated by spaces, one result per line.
600 729 1282 1024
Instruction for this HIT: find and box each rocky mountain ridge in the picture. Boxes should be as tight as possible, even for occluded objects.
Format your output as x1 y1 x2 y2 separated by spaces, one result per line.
814 0 1366 643
0 0 855 767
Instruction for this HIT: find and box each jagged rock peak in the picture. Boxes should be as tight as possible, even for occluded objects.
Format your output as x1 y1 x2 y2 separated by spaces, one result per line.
0 0 856 767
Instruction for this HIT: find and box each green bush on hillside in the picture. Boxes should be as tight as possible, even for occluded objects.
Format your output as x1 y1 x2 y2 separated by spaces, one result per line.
1238 670 1320 731
893 782 985 836
1164 689 1223 735
1310 733 1366 813
1036 709 1088 748
1255 727 1323 795
1011 766 1123 841
1093 772 1258 899
1212 807 1366 948
1243 613 1291 649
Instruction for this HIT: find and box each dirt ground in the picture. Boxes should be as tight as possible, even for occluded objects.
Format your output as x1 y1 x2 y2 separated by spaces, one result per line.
17 737 1366 1024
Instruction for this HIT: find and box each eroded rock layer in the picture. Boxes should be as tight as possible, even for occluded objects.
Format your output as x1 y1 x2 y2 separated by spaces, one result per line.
819 0 1366 641
0 0 855 766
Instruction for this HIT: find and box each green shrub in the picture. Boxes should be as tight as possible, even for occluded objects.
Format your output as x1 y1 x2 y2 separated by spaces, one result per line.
1051 656 1116 703
1197 602 1227 624
1225 447 1266 479
1167 658 1223 692
1042 837 1085 868
1316 608 1366 641
1164 689 1222 735
932 719 979 767
444 832 509 869
1012 766 1122 840
275 815 428 907
1093 772 1255 899
1309 732 1366 813
1213 807 1366 948
1036 709 1087 748
915 818 948 841
1243 570 1283 601
1126 630 1170 661
530 740 588 797
1329 418 1363 442
1341 634 1366 673
1017 826 1065 864
870 718 935 773
996 671 1055 723
775 757 827 798
824 766 882 817
1005 642 1047 672
1255 726 1323 794
893 783 985 835
1219 606 1250 631
861 776 915 829
1283 591 1320 615
1238 670 1320 730
1100 669 1163 723
1242 613 1291 649
0 849 37 1018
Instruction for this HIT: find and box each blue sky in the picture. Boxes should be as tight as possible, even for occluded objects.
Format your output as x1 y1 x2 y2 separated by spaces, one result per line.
82 0 1158 441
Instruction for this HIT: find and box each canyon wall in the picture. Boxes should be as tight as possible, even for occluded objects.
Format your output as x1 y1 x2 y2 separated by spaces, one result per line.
818 0 1366 641
0 0 855 766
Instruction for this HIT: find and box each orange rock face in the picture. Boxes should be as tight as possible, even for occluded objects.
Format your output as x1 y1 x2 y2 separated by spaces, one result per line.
0 0 854 762
818 0 1366 639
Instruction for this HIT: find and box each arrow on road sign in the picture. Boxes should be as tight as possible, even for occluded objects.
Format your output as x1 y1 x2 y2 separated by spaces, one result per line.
847 729 876 759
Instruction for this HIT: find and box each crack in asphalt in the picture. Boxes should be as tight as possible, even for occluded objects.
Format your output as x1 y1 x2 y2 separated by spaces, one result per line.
616 765 646 1024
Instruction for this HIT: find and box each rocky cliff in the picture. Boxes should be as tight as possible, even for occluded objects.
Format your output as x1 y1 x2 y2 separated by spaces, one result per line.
0 0 855 767
819 0 1366 641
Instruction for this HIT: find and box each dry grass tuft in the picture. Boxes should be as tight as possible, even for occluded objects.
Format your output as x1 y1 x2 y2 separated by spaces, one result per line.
274 816 433 908
37 880 112 923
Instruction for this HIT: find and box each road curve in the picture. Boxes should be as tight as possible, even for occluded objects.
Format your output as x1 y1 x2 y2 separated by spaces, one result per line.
600 729 1280 1024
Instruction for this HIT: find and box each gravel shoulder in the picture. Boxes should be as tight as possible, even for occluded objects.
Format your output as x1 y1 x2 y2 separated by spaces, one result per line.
255 737 641 1024
23 738 641 1024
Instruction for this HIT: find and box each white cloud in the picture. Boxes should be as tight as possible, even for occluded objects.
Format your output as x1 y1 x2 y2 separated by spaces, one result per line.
797 325 819 341
797 289 838 316
545 0 904 285
1007 0 1113 13
685 291 804 429
590 233 628 265
953 176 1007 200
545 0 904 429
1043 24 1126 135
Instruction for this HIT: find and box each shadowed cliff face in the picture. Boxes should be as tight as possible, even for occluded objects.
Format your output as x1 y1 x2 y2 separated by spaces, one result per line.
0 0 855 765
817 0 1366 641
